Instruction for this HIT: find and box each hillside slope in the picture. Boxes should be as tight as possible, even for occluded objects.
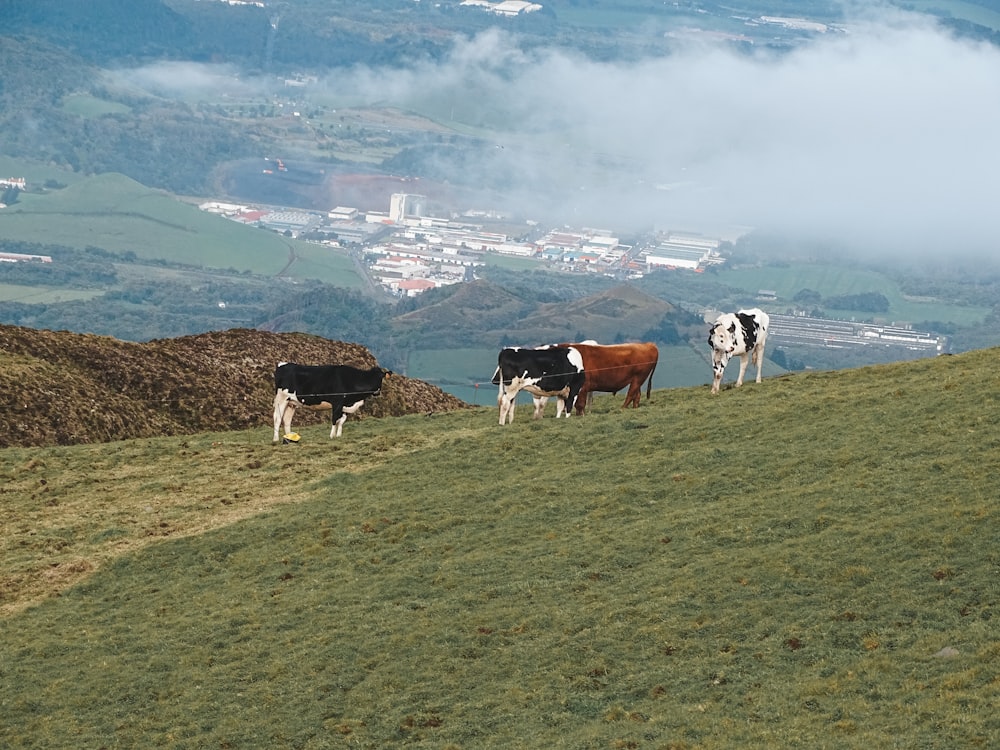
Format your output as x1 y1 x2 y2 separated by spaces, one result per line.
1 347 998 747
392 279 534 330
392 280 679 348
0 324 469 448
514 283 674 343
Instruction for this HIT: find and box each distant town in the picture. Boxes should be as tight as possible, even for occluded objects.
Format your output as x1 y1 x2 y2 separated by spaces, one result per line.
198 191 728 296
0 172 947 357
198 190 947 356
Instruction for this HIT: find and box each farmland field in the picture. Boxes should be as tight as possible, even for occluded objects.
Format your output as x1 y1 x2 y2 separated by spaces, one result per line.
0 156 85 190
0 171 365 286
0 283 105 305
60 93 131 118
715 264 991 325
901 0 1000 29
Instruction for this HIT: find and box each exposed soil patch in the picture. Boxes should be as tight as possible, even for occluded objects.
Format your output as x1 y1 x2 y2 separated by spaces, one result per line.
0 325 470 448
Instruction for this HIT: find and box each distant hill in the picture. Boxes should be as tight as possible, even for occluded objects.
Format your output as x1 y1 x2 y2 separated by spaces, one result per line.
1 0 196 61
392 280 534 334
392 280 680 349
513 284 675 345
0 325 469 448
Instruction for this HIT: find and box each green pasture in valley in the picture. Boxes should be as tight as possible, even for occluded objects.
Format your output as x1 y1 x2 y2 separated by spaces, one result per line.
0 156 85 189
2 349 998 748
60 93 132 118
0 283 105 304
901 0 1000 30
715 264 990 325
280 243 366 288
1 173 290 273
481 252 549 272
0 172 364 286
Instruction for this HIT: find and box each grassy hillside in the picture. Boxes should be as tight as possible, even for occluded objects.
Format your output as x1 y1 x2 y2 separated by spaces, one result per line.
712 264 991 326
2 348 997 748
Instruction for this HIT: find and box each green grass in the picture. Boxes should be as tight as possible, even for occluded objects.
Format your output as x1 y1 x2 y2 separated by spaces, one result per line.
715 264 990 325
481 253 550 272
552 2 735 31
900 0 1000 30
0 283 105 304
279 242 367 287
60 93 132 118
2 350 998 748
0 156 85 190
2 174 289 273
0 170 364 286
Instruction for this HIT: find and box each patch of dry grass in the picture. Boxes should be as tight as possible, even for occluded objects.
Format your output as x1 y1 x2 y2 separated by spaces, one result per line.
0 421 454 615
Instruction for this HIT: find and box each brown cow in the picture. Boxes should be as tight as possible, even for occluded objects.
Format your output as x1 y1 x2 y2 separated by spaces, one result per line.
559 341 659 415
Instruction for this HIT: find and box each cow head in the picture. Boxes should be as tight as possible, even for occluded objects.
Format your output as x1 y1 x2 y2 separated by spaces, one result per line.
377 368 392 393
708 320 738 354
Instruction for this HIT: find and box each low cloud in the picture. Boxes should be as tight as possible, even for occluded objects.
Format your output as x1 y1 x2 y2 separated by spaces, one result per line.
105 61 265 99
115 7 1000 258
346 9 1000 257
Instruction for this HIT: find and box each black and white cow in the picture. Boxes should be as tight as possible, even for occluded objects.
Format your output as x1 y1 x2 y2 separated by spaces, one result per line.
491 346 585 425
707 308 770 395
272 362 391 442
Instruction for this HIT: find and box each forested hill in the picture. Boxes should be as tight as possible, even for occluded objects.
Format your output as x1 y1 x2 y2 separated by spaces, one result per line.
0 0 505 69
0 325 469 449
2 0 196 61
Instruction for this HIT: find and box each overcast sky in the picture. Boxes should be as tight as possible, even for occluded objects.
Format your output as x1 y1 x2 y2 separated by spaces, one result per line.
119 5 1000 258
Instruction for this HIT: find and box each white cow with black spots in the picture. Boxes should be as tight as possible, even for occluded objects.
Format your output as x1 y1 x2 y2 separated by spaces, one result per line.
707 308 770 395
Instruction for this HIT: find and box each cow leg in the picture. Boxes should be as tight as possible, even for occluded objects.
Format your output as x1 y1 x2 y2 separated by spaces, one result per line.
333 399 365 437
273 393 285 442
330 404 345 438
283 403 298 438
533 396 548 419
332 413 347 437
623 380 641 408
735 353 750 387
711 354 729 395
498 382 520 425
273 392 295 441
753 345 764 383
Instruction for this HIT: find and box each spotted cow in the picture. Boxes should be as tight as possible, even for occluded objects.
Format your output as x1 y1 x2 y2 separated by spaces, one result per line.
491 346 585 425
707 308 769 394
273 362 391 442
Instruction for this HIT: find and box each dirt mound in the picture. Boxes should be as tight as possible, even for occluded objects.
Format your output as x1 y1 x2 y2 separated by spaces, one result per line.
0 325 470 448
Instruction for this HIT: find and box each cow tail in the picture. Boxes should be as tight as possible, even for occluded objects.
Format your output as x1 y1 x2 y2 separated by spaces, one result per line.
646 359 657 400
